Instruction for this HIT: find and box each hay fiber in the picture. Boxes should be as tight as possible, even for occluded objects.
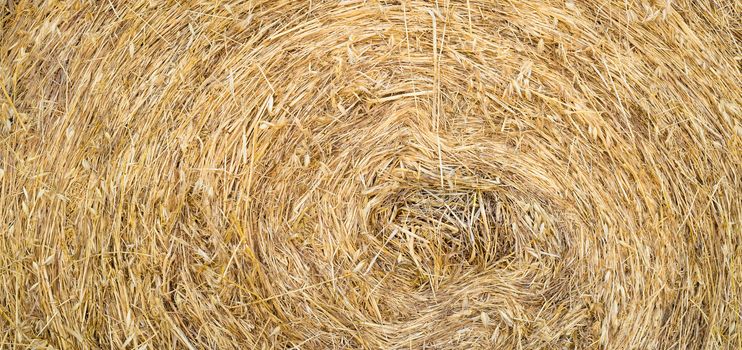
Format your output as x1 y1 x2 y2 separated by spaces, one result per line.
1 0 741 349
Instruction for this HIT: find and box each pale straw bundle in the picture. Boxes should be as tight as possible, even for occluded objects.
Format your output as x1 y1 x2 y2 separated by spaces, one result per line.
1 0 740 349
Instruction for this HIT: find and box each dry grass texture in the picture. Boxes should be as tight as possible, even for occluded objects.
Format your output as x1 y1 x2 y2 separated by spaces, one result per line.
1 0 741 349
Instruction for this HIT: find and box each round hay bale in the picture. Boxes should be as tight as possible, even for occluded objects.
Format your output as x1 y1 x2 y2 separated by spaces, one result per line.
1 1 740 349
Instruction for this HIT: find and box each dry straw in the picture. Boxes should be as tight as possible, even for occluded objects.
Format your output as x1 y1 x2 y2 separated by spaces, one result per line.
1 0 740 349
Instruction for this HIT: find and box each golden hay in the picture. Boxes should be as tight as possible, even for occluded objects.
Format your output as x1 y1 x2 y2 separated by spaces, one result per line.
1 0 740 349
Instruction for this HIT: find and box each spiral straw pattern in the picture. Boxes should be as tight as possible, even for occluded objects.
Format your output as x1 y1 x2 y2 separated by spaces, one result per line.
1 1 740 349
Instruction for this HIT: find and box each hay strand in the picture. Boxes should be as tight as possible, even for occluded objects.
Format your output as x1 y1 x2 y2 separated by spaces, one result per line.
1 0 740 349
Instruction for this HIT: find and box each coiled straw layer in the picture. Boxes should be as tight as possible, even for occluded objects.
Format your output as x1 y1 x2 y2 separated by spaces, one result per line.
1 1 740 349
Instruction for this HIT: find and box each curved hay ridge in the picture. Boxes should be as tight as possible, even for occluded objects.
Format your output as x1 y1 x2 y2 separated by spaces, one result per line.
0 1 740 349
